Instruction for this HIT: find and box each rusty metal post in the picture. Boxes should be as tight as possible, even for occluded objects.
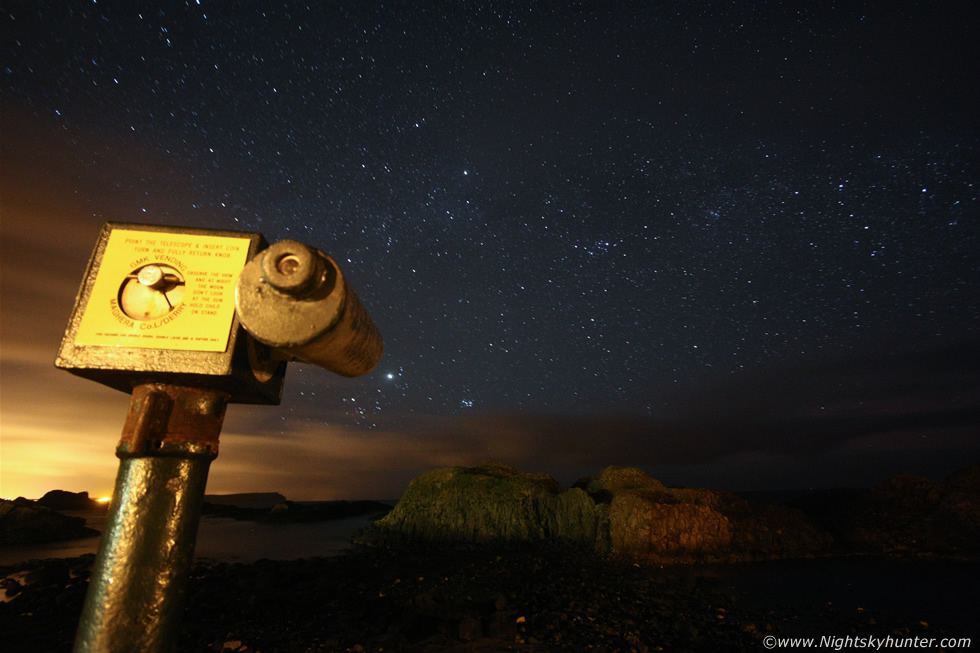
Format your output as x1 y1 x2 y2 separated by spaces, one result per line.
74 384 228 653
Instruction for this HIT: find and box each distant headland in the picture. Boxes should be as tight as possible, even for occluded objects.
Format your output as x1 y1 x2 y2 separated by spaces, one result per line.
0 489 392 546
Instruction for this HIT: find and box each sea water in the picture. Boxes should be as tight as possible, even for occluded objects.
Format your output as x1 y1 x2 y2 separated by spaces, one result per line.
0 510 378 566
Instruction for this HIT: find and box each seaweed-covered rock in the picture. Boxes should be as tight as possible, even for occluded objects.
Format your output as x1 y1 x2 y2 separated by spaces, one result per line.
356 461 598 545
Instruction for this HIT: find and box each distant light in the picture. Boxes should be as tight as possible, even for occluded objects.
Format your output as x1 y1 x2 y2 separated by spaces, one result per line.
98 496 111 504
386 373 394 379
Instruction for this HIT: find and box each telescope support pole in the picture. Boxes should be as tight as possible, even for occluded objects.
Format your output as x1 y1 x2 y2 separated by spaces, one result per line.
74 384 227 653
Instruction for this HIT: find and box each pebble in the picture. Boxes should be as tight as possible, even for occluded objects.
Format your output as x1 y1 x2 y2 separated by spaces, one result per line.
0 543 968 652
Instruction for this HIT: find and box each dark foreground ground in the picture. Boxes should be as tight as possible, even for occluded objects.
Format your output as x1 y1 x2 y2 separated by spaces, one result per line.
2 543 977 652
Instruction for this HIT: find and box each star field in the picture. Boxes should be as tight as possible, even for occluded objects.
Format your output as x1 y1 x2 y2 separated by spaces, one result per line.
2 1 978 493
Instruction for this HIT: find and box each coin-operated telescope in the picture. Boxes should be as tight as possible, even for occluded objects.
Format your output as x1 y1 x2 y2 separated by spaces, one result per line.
56 222 382 652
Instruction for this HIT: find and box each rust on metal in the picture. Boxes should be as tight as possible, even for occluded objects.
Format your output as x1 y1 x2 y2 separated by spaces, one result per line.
119 384 227 454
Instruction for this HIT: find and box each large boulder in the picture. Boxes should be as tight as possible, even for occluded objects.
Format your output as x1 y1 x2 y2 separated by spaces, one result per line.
580 466 733 559
0 498 100 545
608 492 733 559
582 466 830 562
356 461 598 546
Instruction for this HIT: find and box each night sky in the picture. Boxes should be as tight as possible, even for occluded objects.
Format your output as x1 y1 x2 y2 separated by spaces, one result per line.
2 1 978 500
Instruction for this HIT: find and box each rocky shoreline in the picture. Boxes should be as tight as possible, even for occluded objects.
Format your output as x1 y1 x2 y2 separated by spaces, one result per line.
357 462 980 563
2 543 976 652
2 463 977 650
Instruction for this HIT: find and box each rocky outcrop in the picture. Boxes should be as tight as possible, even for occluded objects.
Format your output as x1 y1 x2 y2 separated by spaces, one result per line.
35 490 103 512
582 466 831 562
357 462 598 545
357 461 979 563
0 499 100 545
356 462 831 563
790 463 980 557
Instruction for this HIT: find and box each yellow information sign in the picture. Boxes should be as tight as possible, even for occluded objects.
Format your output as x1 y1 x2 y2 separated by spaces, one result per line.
75 228 251 352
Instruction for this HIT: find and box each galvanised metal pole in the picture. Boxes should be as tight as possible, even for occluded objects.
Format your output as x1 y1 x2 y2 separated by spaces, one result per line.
74 384 228 653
